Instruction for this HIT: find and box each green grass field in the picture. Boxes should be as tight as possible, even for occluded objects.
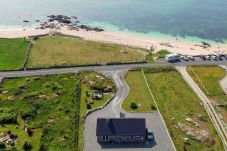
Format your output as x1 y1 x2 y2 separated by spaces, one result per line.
144 67 223 151
27 36 147 68
0 72 115 151
121 70 156 112
0 38 29 70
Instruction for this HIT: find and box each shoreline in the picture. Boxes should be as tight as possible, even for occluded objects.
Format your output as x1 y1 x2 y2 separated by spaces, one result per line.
0 27 227 55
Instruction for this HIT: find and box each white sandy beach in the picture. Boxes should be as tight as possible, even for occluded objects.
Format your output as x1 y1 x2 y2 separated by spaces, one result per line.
0 27 227 56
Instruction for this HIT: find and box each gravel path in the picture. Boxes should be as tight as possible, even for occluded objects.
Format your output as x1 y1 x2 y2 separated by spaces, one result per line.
177 66 227 150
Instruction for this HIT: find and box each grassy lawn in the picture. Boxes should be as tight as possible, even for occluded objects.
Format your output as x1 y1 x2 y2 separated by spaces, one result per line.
144 66 223 151
0 72 115 151
156 49 171 58
77 71 116 151
0 38 29 70
121 70 156 112
27 35 147 68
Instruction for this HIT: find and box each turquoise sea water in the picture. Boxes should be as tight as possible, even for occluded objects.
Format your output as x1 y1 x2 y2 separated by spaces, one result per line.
0 0 227 42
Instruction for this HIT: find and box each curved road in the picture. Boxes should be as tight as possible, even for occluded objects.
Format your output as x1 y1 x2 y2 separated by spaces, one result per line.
84 70 175 151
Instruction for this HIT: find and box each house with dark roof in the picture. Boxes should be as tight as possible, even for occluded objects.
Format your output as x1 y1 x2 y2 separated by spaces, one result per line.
96 118 146 143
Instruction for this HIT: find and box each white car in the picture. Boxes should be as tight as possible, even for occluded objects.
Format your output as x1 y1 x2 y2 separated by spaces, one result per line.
180 55 189 61
187 56 194 61
165 53 179 62
146 128 154 140
205 55 211 60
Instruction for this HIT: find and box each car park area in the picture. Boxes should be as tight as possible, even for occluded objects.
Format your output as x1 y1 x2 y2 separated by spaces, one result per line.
164 53 227 63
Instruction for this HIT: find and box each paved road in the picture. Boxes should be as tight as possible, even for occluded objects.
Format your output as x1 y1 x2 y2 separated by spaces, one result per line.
84 70 175 151
1 60 227 79
176 66 227 150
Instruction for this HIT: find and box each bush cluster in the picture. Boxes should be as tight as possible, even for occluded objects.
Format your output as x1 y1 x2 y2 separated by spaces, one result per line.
130 102 138 110
0 109 17 124
143 66 176 74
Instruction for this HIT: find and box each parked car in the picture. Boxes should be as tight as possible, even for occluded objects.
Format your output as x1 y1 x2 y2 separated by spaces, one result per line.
211 55 218 61
187 56 194 61
205 55 211 60
165 53 179 62
200 55 206 60
218 55 223 60
224 55 227 60
179 55 189 61
146 128 154 140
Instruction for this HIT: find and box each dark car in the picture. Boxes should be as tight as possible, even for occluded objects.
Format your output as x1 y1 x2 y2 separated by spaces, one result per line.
200 55 206 60
146 128 154 140
224 55 227 60
211 55 218 61
218 55 223 60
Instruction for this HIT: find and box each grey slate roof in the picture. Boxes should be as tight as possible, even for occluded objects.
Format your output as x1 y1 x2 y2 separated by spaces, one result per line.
96 118 146 136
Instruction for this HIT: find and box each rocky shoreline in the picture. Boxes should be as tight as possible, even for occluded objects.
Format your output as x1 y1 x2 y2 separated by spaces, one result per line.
24 15 104 32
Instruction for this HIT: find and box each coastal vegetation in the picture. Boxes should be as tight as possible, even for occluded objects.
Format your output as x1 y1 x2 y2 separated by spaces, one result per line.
187 66 227 122
0 74 79 150
156 49 171 58
0 38 29 70
144 66 223 151
122 69 156 112
27 35 147 68
0 72 115 151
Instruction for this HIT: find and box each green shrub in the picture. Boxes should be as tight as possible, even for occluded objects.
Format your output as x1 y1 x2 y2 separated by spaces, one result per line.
20 106 37 120
23 141 32 151
130 102 138 110
151 105 157 110
157 50 171 58
0 110 17 124
86 104 91 109
144 66 176 73
0 142 6 149
52 82 62 91
146 53 155 62
39 144 47 151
